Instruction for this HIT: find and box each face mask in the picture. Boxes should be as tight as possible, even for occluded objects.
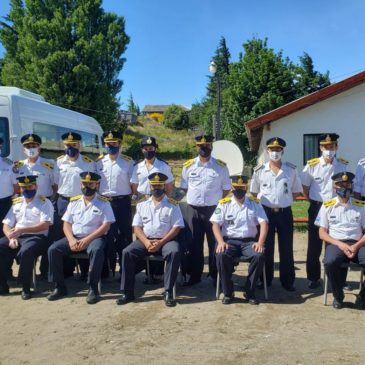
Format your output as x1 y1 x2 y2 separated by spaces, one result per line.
269 151 282 161
199 146 212 158
22 189 37 199
82 187 96 196
336 187 352 199
105 145 119 155
65 146 79 157
233 189 246 200
24 147 39 158
143 150 156 160
151 189 165 198
322 150 336 159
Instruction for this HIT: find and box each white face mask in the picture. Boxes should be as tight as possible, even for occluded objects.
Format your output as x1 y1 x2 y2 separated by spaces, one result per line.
269 151 282 161
24 147 39 158
322 150 336 160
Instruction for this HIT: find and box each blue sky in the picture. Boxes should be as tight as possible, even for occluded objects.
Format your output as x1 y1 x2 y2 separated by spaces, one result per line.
1 1 365 110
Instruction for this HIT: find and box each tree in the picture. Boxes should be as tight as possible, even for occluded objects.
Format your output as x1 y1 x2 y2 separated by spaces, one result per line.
163 105 190 130
0 0 129 130
127 93 140 115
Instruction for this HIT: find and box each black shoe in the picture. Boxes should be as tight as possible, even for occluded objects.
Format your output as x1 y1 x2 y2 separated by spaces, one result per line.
222 295 234 305
355 288 365 309
182 277 201 286
308 280 321 289
332 298 343 309
282 284 296 292
0 284 9 295
47 286 67 301
243 292 259 305
21 288 32 300
116 293 135 305
164 291 176 307
86 288 99 304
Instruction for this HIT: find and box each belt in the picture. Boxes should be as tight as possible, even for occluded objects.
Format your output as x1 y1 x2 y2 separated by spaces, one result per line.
224 237 255 243
148 237 162 240
263 206 291 213
340 239 357 245
310 199 322 206
59 195 71 201
104 195 130 201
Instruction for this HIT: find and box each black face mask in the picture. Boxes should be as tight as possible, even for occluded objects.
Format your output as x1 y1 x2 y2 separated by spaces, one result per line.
151 189 165 198
82 187 97 197
143 150 156 160
233 189 246 200
336 187 352 199
199 146 212 158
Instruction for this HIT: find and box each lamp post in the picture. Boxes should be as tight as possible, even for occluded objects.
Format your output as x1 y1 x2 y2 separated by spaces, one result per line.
209 61 221 140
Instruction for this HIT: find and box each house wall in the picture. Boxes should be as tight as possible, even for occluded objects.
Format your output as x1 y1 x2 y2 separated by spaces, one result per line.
256 82 365 172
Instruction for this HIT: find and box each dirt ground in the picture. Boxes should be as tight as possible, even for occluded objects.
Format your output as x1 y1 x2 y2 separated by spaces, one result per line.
1 232 365 365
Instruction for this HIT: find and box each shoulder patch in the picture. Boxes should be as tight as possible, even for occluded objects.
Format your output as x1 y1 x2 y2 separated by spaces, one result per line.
121 154 132 161
285 161 297 169
2 157 12 165
247 194 260 204
57 154 65 160
307 158 320 167
168 197 178 205
218 197 231 204
70 195 82 202
337 157 349 165
12 160 24 173
352 199 365 207
41 161 54 170
12 196 23 205
183 159 194 168
97 195 111 202
253 163 264 172
95 154 104 162
38 195 46 203
216 159 226 167
323 198 336 208
82 155 93 163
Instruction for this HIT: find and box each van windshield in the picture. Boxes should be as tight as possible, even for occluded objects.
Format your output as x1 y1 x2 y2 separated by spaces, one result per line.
0 117 10 157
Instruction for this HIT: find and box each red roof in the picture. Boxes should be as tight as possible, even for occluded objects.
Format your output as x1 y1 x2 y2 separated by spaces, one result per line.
245 70 365 152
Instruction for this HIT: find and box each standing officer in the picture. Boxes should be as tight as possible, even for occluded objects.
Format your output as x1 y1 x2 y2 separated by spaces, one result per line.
96 131 134 272
180 135 231 285
47 172 115 304
0 175 54 299
301 133 348 289
116 172 184 307
353 155 365 200
250 137 302 291
211 175 268 305
0 137 15 238
316 172 365 309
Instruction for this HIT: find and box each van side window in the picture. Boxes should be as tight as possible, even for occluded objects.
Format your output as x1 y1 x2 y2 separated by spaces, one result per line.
0 117 10 157
33 122 100 159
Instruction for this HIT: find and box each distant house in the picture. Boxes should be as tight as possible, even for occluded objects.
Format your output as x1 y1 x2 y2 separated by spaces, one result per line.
245 70 365 171
142 104 190 118
117 110 137 124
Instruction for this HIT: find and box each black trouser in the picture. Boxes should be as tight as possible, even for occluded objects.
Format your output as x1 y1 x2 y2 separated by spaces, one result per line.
324 240 365 301
48 236 106 288
0 196 12 239
263 206 295 287
186 204 217 280
120 239 180 294
216 238 265 297
306 200 323 282
0 235 49 288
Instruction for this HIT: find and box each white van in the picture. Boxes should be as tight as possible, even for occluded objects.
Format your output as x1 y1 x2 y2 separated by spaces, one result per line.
0 87 103 161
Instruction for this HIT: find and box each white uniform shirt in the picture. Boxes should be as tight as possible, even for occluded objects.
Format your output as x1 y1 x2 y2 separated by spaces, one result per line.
13 157 56 197
315 197 365 241
250 162 303 208
131 158 174 195
62 195 115 238
0 157 14 198
354 158 365 197
132 195 184 238
96 153 134 196
3 195 54 235
210 196 268 238
301 157 348 202
180 157 231 206
55 154 95 197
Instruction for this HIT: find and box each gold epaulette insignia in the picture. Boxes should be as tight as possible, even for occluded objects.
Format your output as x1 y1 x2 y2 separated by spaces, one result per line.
121 154 132 161
38 195 46 203
352 199 365 207
216 159 227 167
183 159 194 168
95 154 104 162
82 155 93 163
12 196 23 205
323 198 336 208
253 163 263 172
248 194 260 203
97 195 110 202
218 197 231 204
57 154 64 160
70 195 82 202
168 197 178 205
337 157 349 165
307 158 320 167
42 161 54 170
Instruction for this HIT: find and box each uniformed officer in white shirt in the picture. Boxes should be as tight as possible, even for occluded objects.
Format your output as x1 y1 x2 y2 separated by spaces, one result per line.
301 133 348 289
96 130 134 272
250 137 303 291
211 175 269 305
353 156 365 200
47 172 115 304
180 135 231 285
316 172 365 309
0 175 54 300
117 172 184 307
0 137 15 238
131 136 174 196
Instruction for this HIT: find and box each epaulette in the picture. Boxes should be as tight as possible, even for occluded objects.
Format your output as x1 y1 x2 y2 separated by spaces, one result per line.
216 159 226 167
168 197 178 205
121 154 132 161
41 161 54 171
285 162 297 169
134 159 143 166
95 154 104 162
2 157 12 165
323 198 336 208
337 157 349 165
38 195 46 203
253 163 264 172
183 159 194 168
12 160 24 173
97 195 110 202
359 157 365 166
352 199 365 207
70 195 82 202
12 196 23 205
307 158 320 167
247 194 260 203
82 155 93 163
218 197 231 204
57 154 64 160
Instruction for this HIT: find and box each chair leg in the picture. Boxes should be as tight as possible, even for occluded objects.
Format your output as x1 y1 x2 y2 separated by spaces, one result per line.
360 268 364 290
216 272 220 300
173 282 176 300
146 257 152 284
98 280 102 295
75 259 80 276
263 262 268 300
32 260 37 292
323 268 328 305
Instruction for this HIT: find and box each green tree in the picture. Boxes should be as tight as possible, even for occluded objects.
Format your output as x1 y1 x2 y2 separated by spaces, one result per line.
163 104 190 130
127 93 140 115
0 0 129 130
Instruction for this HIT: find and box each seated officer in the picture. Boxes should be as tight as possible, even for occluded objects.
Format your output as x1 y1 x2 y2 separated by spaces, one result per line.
0 175 54 299
316 172 365 309
47 172 115 304
116 172 184 307
211 175 269 304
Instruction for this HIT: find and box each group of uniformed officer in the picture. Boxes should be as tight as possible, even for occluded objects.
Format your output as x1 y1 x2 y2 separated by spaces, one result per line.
1 130 365 309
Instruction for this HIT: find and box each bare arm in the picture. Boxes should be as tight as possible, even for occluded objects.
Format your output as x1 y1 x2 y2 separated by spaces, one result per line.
212 222 228 253
165 182 174 197
131 183 138 194
302 185 310 200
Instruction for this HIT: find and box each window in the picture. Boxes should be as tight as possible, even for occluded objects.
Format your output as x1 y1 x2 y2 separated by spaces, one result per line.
303 134 328 164
0 117 10 157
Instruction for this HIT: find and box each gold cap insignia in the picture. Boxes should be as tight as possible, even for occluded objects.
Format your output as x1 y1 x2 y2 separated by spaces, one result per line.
108 132 113 139
29 135 34 142
85 173 91 182
24 177 30 183
325 135 331 142
153 174 160 182
201 136 206 143
342 173 348 182
238 177 243 185
68 133 73 140
273 139 279 146
147 137 152 144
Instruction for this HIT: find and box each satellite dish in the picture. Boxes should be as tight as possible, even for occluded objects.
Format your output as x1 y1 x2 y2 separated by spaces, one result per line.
212 140 244 176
